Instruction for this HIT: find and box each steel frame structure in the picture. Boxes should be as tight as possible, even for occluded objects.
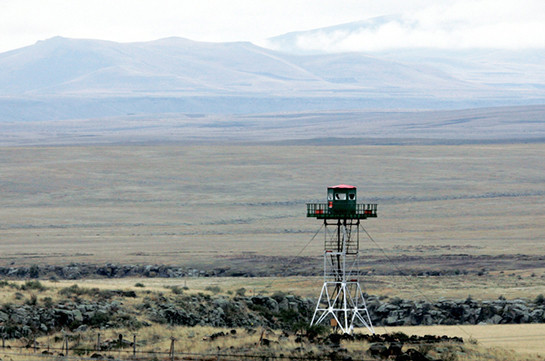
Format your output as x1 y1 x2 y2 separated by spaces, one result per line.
310 218 374 334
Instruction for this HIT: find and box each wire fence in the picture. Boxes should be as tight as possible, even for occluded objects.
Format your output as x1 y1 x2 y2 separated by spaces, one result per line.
0 331 471 361
0 337 382 361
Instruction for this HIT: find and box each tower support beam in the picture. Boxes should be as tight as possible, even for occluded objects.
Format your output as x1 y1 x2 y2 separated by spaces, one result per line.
307 185 377 334
310 221 374 334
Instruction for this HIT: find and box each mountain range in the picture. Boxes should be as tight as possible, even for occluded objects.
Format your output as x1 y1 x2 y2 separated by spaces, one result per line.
1 31 544 121
0 19 544 144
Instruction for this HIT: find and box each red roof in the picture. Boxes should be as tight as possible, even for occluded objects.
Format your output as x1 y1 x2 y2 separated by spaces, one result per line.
329 184 356 189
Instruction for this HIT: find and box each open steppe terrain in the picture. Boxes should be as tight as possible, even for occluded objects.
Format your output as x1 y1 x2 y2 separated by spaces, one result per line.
1 142 545 359
1 143 544 272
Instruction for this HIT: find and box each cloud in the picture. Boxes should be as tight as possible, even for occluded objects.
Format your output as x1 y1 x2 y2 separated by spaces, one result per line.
288 0 545 52
1 0 544 53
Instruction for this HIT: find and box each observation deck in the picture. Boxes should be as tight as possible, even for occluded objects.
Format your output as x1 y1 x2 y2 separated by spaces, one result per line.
306 203 377 219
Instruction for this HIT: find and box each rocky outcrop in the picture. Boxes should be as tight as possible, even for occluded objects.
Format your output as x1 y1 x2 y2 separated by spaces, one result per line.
0 264 200 280
1 291 544 340
1 263 297 280
0 300 145 339
141 293 314 329
366 295 545 326
0 292 314 339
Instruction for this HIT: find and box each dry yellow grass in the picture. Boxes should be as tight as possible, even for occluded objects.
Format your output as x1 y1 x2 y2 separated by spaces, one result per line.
376 324 545 358
7 326 322 361
48 273 545 302
4 323 544 361
3 272 542 309
2 278 544 361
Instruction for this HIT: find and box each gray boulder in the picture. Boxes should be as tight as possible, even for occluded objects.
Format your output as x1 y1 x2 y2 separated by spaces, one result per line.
265 298 279 313
278 298 290 311
486 314 503 324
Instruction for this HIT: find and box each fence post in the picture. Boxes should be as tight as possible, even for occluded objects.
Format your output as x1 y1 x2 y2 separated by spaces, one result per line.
64 334 69 356
169 336 176 361
133 334 136 357
33 337 37 352
118 334 123 359
2 333 4 348
97 332 101 351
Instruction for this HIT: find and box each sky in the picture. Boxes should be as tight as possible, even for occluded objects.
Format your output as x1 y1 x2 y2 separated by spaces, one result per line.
1 0 544 53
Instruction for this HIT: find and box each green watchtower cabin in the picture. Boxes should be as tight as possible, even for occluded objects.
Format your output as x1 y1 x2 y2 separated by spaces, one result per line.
307 184 377 219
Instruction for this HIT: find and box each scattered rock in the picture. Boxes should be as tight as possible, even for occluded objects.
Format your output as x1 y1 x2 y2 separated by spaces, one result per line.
368 342 388 357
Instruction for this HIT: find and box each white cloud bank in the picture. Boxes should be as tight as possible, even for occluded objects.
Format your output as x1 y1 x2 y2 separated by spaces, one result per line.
0 0 544 53
287 0 545 52
293 21 545 53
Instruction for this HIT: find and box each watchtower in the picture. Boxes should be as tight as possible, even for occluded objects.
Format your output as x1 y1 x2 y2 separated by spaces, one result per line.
307 185 377 334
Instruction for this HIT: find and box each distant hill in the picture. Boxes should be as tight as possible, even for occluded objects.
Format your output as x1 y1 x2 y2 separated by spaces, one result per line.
1 105 544 146
0 36 544 122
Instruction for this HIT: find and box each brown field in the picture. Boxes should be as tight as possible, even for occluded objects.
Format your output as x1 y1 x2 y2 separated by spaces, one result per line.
1 143 544 269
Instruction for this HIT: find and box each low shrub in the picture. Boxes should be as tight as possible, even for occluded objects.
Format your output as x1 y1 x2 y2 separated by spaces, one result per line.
0 280 18 289
25 294 38 306
205 286 222 294
235 287 247 296
59 285 136 299
21 280 46 291
42 296 54 308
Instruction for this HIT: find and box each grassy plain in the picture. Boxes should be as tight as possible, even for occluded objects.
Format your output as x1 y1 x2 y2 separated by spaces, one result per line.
54 273 545 303
0 144 544 272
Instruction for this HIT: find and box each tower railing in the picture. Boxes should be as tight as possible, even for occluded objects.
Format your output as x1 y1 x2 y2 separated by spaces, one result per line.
307 203 377 218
